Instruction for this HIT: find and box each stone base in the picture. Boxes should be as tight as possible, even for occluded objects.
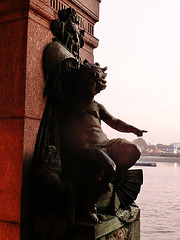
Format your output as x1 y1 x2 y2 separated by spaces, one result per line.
72 214 140 240
99 219 140 240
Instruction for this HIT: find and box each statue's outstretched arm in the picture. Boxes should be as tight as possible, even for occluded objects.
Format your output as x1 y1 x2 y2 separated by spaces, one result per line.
98 102 147 137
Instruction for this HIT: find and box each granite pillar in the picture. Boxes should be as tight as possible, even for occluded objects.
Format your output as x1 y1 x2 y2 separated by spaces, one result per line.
0 1 28 238
0 0 101 239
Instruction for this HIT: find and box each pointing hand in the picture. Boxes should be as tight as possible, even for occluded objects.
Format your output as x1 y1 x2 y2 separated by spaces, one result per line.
136 130 148 137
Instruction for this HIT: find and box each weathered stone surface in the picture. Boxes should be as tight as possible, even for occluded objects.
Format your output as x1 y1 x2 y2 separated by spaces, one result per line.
100 226 129 240
71 0 101 21
72 214 140 240
23 118 41 160
0 2 28 238
0 19 27 118
128 219 140 240
72 216 123 240
25 16 51 120
100 219 140 240
0 119 24 222
0 222 20 240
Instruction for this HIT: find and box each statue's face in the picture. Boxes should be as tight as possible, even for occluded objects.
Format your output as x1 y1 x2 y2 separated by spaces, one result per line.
65 21 82 58
94 68 107 94
77 61 108 103
50 8 85 58
70 22 80 57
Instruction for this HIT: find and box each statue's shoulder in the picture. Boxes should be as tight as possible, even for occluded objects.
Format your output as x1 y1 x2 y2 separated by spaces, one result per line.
91 100 100 109
94 101 105 110
43 40 76 77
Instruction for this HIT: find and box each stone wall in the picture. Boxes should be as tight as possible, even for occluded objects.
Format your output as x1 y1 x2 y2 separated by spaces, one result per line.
0 0 101 239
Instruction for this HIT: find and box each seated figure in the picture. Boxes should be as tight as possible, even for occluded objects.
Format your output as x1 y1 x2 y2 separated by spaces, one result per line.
31 7 147 239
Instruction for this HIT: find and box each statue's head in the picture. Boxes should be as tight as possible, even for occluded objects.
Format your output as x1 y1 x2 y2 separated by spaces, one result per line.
89 62 107 94
83 60 107 93
50 8 84 59
77 60 107 102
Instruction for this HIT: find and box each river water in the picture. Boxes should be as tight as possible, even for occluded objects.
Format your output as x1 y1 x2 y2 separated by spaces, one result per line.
133 156 180 240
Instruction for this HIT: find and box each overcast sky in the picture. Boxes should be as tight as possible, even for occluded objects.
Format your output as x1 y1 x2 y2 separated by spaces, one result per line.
94 0 180 145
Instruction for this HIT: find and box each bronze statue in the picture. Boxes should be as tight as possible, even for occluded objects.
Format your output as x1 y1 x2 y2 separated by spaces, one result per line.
31 7 147 239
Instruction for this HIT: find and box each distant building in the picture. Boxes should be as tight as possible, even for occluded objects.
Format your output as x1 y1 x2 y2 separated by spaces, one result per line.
173 143 180 154
156 143 173 153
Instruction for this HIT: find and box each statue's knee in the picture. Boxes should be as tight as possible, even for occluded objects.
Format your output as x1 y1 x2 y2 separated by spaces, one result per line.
133 144 141 161
97 149 116 178
110 161 116 174
106 162 116 180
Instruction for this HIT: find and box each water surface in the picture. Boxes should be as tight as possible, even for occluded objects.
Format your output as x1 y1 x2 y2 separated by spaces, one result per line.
133 157 180 240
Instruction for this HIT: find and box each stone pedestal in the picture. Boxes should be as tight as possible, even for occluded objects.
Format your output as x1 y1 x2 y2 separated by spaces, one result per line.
0 0 100 239
72 213 140 240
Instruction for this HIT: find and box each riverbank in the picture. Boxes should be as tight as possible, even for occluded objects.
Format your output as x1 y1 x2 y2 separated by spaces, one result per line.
140 155 180 162
142 153 180 157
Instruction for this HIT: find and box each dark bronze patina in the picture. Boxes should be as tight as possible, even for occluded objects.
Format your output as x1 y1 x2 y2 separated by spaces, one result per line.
31 7 147 239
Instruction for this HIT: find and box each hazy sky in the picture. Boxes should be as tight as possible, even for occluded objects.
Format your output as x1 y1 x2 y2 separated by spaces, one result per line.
94 0 180 145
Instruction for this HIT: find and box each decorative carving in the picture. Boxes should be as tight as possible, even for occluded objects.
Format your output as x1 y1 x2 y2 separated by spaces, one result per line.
88 23 94 35
49 0 93 36
31 7 146 239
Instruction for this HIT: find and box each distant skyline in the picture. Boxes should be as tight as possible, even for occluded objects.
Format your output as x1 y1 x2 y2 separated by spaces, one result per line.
94 0 180 145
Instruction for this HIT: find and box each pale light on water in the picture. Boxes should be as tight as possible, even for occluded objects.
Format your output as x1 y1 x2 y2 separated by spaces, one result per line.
174 162 178 168
133 157 180 240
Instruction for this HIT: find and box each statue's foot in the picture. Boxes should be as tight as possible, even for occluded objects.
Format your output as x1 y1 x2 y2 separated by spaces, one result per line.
76 211 101 224
76 208 101 224
97 214 108 222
